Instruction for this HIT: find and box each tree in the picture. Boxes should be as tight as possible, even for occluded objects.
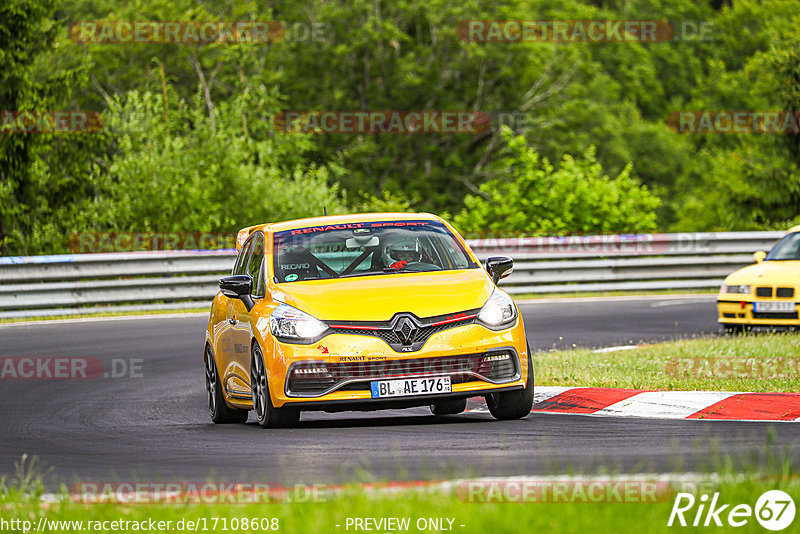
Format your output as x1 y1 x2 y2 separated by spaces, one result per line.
671 0 800 230
0 0 103 254
453 127 661 236
87 89 347 234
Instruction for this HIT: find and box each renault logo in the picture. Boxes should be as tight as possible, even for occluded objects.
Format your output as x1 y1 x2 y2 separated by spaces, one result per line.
393 316 418 345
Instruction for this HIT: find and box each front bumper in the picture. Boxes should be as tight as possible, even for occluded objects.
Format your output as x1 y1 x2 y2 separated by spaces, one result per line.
258 318 529 409
273 385 525 412
717 299 800 326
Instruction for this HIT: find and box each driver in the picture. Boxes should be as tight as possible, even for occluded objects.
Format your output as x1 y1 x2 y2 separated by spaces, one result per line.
382 235 422 270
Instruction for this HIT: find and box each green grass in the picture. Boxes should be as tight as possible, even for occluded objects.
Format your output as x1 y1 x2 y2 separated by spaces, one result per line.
536 333 800 392
2 472 797 533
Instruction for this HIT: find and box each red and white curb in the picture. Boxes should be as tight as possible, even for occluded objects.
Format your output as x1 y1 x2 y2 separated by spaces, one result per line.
468 387 800 421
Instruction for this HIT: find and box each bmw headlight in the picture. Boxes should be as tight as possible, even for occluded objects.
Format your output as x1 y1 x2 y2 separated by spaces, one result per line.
269 303 328 342
722 284 751 295
477 289 518 329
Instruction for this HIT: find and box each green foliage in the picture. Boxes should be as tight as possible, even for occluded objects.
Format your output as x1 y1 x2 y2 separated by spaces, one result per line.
3 0 800 255
89 90 347 233
453 128 661 236
354 191 414 214
0 0 104 255
669 1 800 231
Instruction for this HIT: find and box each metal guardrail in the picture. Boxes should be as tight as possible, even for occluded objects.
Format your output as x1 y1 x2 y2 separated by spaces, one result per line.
0 231 786 318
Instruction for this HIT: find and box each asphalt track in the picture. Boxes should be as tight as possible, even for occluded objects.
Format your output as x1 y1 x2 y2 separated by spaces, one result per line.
1 295 798 488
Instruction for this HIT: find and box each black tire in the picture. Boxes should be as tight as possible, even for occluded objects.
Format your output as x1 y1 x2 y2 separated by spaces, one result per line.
251 342 300 428
486 347 534 420
205 345 248 424
430 398 467 416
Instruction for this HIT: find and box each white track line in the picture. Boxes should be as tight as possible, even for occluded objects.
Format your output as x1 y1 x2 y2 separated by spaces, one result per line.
593 391 738 419
651 297 717 307
592 345 642 353
517 294 715 305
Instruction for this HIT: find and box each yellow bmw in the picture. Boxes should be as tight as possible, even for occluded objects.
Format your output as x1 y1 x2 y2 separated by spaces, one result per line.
718 225 800 332
204 213 533 427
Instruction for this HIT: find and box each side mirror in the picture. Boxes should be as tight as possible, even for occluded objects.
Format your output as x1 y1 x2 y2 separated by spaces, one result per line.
219 275 255 311
753 250 766 263
485 256 514 285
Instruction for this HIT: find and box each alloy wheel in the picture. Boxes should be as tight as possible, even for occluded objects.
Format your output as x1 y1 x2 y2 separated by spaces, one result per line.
205 345 217 415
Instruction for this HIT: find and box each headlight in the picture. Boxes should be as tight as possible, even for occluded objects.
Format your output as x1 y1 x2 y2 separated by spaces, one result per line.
722 284 750 294
269 303 328 342
477 289 518 329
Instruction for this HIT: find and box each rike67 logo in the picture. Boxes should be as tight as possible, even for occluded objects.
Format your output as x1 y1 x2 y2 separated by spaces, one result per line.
668 490 795 531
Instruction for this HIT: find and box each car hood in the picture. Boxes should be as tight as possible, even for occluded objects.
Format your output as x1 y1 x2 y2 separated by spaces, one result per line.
724 260 800 286
271 268 494 321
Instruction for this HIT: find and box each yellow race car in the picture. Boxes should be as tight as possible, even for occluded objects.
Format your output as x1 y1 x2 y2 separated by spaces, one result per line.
718 225 800 332
204 213 533 427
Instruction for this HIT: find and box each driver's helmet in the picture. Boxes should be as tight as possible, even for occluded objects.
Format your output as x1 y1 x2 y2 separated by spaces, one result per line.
382 235 422 266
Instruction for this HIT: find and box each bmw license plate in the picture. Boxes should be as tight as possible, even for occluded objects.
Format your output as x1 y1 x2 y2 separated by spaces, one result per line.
370 376 451 399
753 301 796 313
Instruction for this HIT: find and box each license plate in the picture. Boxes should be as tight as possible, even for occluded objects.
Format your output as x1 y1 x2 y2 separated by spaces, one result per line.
753 301 796 313
370 376 451 399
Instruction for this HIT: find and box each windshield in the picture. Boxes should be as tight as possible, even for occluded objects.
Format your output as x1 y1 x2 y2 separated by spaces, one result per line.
273 220 477 283
765 233 800 261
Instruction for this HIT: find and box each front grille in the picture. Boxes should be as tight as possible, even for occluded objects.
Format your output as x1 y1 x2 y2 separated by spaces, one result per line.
328 310 480 352
337 318 474 347
722 313 736 318
286 351 519 396
288 376 336 394
776 287 795 298
476 357 516 380
756 287 773 298
752 312 799 320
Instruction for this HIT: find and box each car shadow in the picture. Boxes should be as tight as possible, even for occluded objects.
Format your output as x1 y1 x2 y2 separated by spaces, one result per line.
244 412 493 430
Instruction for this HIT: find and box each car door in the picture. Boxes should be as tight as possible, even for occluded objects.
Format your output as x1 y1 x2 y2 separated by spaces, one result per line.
226 232 266 396
215 236 254 398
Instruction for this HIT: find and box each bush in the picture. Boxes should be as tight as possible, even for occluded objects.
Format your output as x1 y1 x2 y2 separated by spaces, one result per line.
87 90 347 233
453 127 661 236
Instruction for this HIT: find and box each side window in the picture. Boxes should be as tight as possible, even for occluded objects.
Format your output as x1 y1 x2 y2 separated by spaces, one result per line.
234 237 255 275
254 257 266 297
247 233 265 297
